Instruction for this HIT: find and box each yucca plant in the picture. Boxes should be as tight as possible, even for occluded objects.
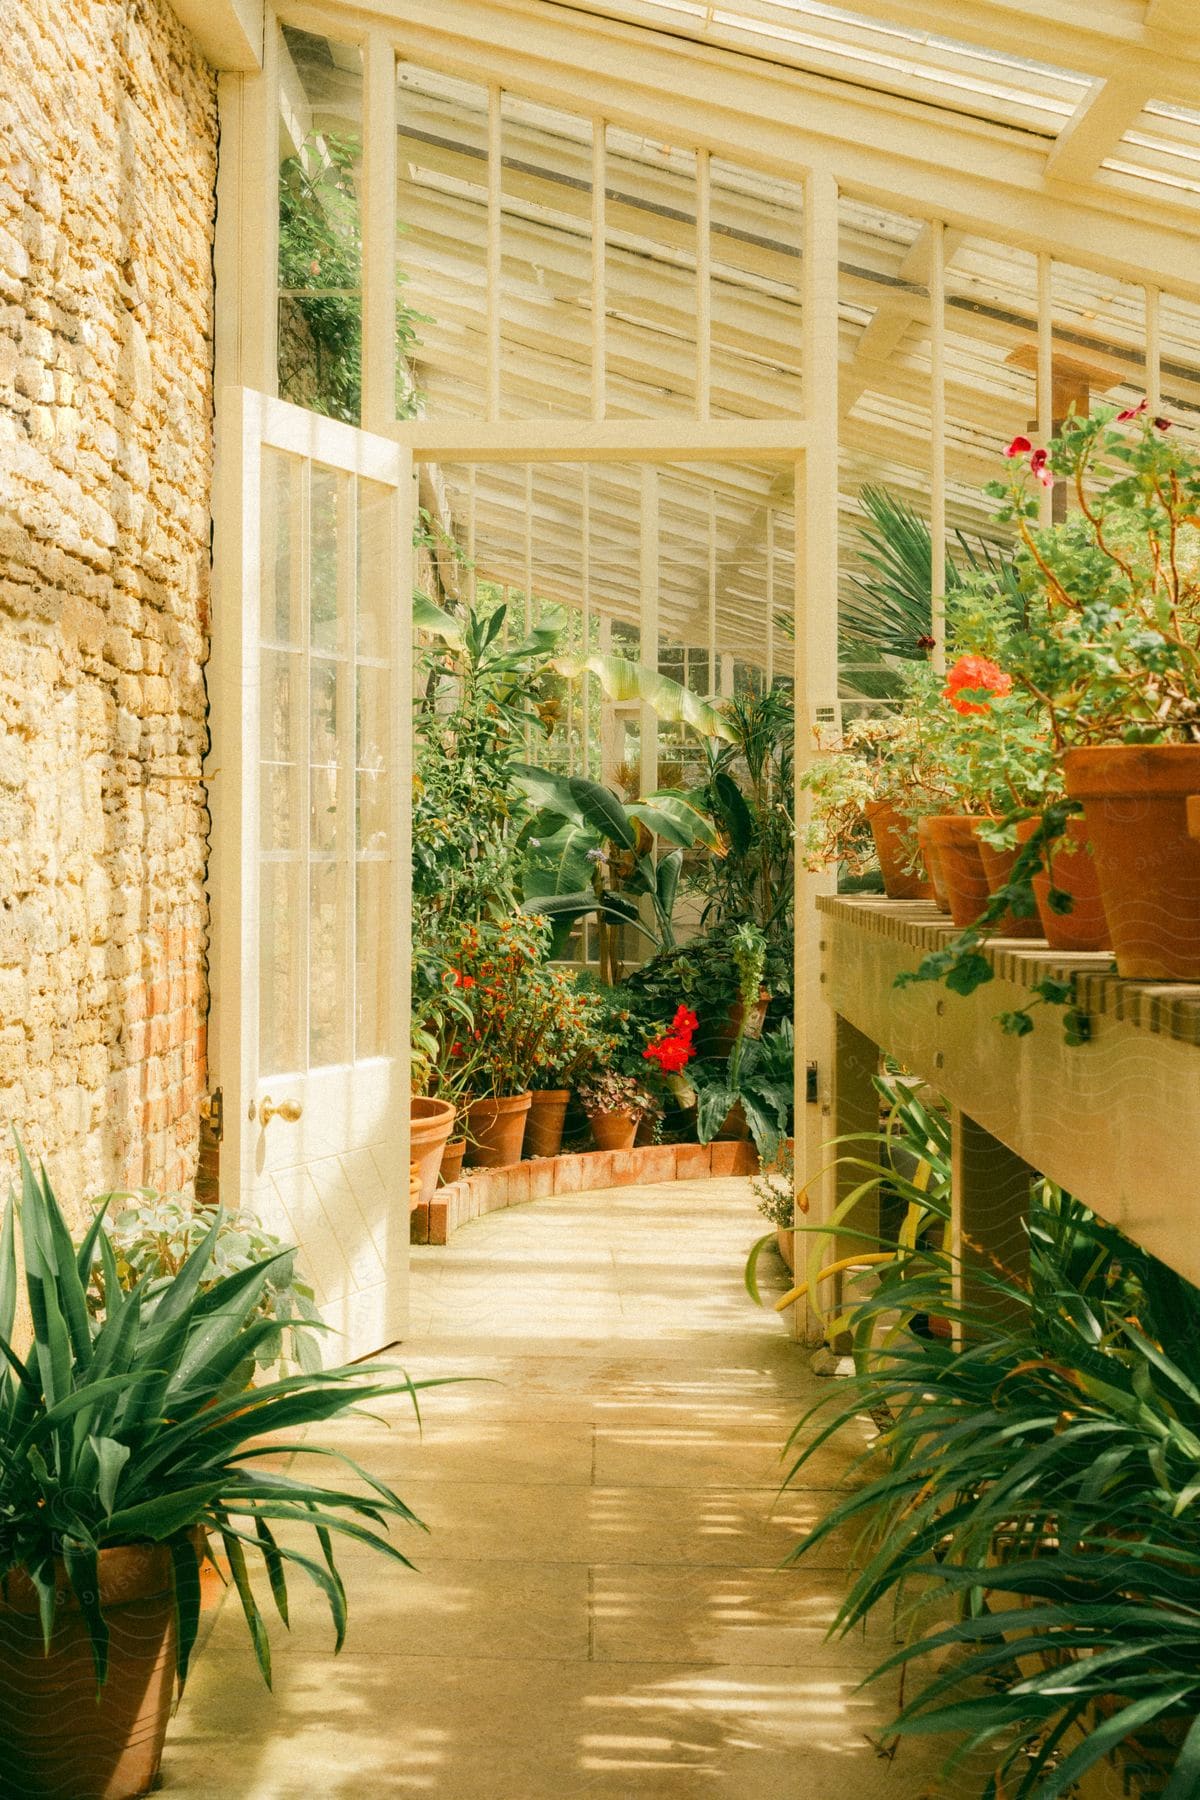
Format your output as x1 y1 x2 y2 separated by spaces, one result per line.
763 1095 1200 1797
0 1143 441 1693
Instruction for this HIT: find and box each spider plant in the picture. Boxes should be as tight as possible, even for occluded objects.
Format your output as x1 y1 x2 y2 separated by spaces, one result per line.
0 1142 446 1690
764 1095 1200 1798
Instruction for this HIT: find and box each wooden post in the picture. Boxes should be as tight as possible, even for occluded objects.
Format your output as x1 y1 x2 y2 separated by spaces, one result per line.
928 219 946 674
486 84 503 423
363 33 398 433
951 1110 1032 1334
591 120 606 422
696 148 711 423
824 1013 881 1348
1038 252 1054 528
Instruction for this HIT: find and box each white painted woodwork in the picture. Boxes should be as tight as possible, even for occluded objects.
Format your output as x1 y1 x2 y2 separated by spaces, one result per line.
1044 77 1154 185
172 0 263 70
212 389 412 1360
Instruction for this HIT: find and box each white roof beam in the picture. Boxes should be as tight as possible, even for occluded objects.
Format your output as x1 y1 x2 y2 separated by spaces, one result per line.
1045 77 1155 186
301 0 1200 301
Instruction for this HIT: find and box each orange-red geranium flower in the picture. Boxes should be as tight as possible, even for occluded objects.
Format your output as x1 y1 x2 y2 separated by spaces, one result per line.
944 654 1012 716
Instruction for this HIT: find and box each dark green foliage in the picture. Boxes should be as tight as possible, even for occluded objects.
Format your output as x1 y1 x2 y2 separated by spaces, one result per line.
0 1143 445 1691
774 1094 1200 1797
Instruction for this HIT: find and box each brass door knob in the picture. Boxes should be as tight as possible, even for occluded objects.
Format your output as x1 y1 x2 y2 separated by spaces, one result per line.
259 1095 303 1127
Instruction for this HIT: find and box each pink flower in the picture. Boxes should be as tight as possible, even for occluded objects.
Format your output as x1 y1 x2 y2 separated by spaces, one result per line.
1029 447 1054 488
1155 415 1173 432
1004 435 1031 459
1118 399 1148 422
944 654 1012 717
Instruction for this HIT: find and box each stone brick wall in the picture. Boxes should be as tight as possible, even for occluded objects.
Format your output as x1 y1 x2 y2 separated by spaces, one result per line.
0 0 217 1218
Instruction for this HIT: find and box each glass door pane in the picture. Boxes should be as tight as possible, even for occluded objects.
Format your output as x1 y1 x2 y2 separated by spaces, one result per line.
257 448 394 1077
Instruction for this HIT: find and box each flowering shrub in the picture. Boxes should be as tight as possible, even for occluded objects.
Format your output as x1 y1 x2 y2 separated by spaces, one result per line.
942 653 1012 717
526 968 610 1088
643 1005 698 1075
439 912 553 1100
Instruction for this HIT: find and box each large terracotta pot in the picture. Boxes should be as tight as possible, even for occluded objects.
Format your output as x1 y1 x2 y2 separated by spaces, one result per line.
974 836 1046 940
0 1544 179 1800
696 990 769 1061
524 1089 570 1159
411 1097 457 1205
1014 816 1110 953
865 799 933 900
925 815 991 930
1064 745 1200 978
439 1137 466 1187
917 816 951 914
465 1092 532 1167
588 1108 640 1151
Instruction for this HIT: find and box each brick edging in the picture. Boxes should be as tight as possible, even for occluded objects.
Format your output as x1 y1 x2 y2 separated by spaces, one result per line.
411 1139 760 1247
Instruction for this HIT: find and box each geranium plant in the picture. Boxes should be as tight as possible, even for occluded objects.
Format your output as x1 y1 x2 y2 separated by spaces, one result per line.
439 912 554 1101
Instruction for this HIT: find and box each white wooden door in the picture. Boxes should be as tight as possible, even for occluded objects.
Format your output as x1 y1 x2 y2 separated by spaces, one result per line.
212 390 412 1361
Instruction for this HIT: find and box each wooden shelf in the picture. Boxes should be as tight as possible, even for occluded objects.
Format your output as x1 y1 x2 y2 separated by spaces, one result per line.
818 895 1200 1290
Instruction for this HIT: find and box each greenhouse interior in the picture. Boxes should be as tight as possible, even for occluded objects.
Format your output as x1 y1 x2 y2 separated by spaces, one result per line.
6 0 1200 1796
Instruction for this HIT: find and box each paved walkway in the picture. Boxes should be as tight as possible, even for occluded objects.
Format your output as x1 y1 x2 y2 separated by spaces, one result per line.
164 1178 938 1798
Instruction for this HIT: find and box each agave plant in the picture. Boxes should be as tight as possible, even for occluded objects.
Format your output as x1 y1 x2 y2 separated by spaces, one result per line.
0 1143 442 1690
761 1091 1200 1798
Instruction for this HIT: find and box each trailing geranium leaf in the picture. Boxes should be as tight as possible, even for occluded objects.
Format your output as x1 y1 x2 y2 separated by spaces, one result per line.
999 1010 1035 1037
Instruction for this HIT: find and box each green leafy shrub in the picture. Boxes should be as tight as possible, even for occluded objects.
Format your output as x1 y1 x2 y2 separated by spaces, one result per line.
0 1145 442 1689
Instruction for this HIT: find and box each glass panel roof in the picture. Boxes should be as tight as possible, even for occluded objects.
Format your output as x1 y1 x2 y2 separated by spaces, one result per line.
547 0 1090 134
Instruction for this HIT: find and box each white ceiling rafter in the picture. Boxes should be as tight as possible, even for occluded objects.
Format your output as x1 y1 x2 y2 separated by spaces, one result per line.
278 0 1200 298
1045 75 1157 184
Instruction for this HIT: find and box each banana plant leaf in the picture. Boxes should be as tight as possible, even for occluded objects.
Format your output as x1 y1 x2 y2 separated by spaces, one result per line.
551 652 735 741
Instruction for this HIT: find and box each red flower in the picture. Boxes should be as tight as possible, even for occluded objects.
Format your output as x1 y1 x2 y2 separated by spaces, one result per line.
670 1005 699 1042
1118 399 1148 422
1155 416 1173 432
943 654 1012 716
644 1038 692 1074
1004 435 1031 458
1029 447 1053 488
454 971 476 989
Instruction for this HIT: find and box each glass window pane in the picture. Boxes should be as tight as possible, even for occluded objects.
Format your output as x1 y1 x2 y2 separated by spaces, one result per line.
278 29 364 425
259 861 304 1076
310 859 350 1066
260 449 302 644
355 861 389 1060
311 467 347 654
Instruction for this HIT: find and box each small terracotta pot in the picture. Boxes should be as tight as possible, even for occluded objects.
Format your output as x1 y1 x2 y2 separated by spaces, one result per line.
411 1096 457 1205
925 815 991 929
1015 816 1110 953
465 1092 532 1167
865 799 933 900
524 1089 570 1159
439 1137 466 1186
588 1108 640 1151
0 1544 179 1800
917 816 951 914
1064 744 1200 978
696 991 769 1060
715 1099 750 1142
974 836 1045 939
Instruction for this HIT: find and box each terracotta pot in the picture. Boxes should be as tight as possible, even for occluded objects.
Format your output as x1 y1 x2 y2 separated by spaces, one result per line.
439 1137 466 1186
1064 744 1200 978
1015 816 1110 953
588 1107 640 1151
925 815 992 930
465 1092 532 1167
715 1099 750 1142
524 1089 570 1159
865 799 933 900
974 836 1046 940
410 1096 457 1205
0 1544 178 1800
696 990 769 1060
634 1113 656 1147
917 816 951 914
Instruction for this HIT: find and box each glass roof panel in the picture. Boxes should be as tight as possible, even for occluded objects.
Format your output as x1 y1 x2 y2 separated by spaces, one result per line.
1103 101 1200 200
547 0 1089 134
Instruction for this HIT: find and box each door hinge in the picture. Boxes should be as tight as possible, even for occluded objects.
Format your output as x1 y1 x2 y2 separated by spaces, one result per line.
200 1088 224 1142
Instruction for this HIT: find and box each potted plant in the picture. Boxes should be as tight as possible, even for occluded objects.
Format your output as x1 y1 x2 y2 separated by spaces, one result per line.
751 1143 797 1271
800 713 935 901
992 410 1200 978
693 1019 794 1167
93 1189 324 1375
0 1145 437 1800
524 971 608 1159
438 913 555 1167
577 1066 658 1152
